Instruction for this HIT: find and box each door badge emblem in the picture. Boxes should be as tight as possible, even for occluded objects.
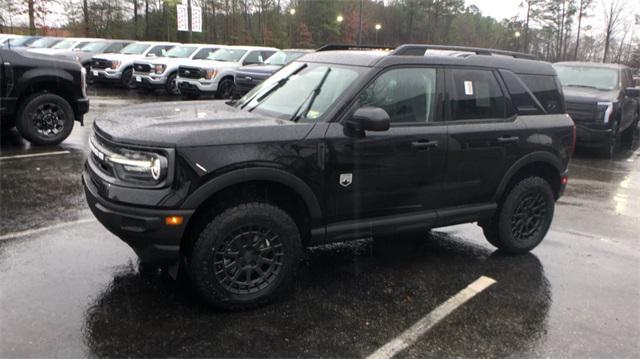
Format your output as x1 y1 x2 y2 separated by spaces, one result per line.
339 173 353 187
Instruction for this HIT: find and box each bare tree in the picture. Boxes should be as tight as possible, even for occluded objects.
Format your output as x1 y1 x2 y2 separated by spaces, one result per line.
602 0 624 62
573 0 593 60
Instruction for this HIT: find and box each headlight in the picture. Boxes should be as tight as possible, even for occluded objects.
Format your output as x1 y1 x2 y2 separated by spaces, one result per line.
596 102 614 124
89 136 168 185
154 64 166 74
205 68 217 79
110 60 121 69
80 66 87 95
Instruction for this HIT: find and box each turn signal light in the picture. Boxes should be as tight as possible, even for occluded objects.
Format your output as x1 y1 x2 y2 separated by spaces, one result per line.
561 176 568 185
165 216 184 226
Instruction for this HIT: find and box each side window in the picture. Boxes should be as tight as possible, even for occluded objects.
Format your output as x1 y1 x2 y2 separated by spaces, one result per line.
449 69 505 121
499 69 544 115
359 67 438 124
262 50 276 60
149 45 171 57
193 47 217 60
243 51 263 65
519 74 564 114
105 43 123 53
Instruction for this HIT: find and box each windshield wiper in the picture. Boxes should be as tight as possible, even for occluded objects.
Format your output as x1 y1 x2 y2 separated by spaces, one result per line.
243 64 309 110
289 67 332 123
566 84 598 89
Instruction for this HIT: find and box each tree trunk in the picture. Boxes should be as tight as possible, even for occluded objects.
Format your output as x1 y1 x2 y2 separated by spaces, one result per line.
573 0 583 60
83 0 90 37
524 0 531 53
28 0 35 35
133 0 138 39
145 0 150 39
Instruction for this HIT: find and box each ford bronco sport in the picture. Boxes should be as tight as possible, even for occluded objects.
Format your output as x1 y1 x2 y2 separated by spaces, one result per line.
83 44 575 309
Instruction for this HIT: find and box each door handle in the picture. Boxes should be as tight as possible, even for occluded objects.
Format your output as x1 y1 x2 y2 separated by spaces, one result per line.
497 136 519 144
411 140 439 149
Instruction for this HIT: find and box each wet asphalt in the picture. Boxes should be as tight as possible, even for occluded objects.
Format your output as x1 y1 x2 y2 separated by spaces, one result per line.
1 86 639 358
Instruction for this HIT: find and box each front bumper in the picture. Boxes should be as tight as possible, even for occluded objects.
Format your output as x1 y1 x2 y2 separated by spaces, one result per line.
177 78 218 95
91 68 123 82
83 167 193 264
135 73 167 88
575 124 612 147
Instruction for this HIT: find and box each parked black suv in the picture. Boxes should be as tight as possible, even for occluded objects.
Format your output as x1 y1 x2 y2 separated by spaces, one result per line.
554 62 640 157
83 44 575 309
0 48 89 145
234 49 312 96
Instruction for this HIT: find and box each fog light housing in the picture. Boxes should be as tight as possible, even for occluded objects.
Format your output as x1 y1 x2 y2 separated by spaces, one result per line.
165 216 184 226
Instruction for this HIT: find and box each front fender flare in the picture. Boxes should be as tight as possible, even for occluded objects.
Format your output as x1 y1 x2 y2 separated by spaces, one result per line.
180 167 323 226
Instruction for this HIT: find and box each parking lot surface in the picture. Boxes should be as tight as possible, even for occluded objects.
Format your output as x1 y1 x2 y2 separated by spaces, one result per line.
1 88 639 358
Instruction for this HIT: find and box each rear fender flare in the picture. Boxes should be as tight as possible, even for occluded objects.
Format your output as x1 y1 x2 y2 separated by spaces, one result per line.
493 151 563 202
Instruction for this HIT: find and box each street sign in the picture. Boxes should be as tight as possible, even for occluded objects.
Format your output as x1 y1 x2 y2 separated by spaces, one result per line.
177 4 188 31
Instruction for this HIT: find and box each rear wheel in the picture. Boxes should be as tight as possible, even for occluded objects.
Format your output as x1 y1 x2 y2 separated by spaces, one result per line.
482 176 555 254
16 93 75 146
189 202 302 310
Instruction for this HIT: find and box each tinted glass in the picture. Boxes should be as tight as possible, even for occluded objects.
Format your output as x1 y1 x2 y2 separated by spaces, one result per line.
193 47 218 60
360 68 438 123
148 45 172 56
519 74 564 114
499 70 543 115
243 51 264 65
104 42 126 53
450 69 505 121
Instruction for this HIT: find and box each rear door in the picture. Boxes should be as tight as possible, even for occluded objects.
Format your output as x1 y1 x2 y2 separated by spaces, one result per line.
443 67 527 207
325 66 448 224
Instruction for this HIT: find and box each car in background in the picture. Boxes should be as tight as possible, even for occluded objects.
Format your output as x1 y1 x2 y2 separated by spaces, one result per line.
55 39 133 84
176 46 278 99
555 62 640 157
234 49 312 96
133 43 223 95
1 36 41 48
28 37 100 56
0 48 89 145
0 34 22 47
25 37 63 49
91 41 179 89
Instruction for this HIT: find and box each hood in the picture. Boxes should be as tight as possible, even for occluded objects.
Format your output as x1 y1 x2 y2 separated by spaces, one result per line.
28 48 70 55
136 56 189 67
179 59 241 70
94 100 308 147
563 86 620 104
235 64 282 75
93 53 148 62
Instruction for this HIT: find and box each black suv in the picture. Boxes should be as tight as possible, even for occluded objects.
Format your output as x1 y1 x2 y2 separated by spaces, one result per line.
554 62 640 157
83 44 575 309
234 49 312 96
0 48 89 145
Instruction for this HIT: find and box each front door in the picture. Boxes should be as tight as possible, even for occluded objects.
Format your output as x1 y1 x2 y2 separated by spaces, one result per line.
324 67 447 226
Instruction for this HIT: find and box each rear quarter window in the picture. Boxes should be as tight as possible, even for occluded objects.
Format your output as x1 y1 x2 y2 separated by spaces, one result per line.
518 74 564 114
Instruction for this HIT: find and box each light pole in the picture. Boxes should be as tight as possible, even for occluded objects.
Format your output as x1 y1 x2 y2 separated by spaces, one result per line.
375 24 382 45
289 8 296 48
514 31 521 51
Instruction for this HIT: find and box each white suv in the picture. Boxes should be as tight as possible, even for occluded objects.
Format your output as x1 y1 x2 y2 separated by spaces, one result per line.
132 44 223 95
91 41 179 89
176 46 278 99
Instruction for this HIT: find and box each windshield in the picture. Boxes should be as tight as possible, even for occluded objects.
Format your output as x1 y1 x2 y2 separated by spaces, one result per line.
28 38 60 48
80 41 108 52
236 62 362 122
555 65 619 91
51 40 77 49
121 43 151 55
165 46 197 58
208 48 247 62
7 37 33 46
265 51 307 66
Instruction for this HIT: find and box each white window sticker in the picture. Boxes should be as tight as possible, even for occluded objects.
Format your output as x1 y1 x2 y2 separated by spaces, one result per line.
464 80 474 96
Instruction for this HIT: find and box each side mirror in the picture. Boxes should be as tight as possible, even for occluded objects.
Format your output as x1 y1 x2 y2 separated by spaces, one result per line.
625 87 640 98
343 107 390 136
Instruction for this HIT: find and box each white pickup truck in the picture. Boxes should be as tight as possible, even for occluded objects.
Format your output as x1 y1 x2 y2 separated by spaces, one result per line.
132 44 223 95
175 46 278 99
91 41 179 89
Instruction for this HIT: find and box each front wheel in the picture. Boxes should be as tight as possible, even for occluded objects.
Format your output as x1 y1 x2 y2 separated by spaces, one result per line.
16 93 75 146
620 114 638 146
189 202 302 310
84 64 95 85
121 67 136 89
216 78 235 99
482 176 555 254
597 121 619 158
165 72 180 96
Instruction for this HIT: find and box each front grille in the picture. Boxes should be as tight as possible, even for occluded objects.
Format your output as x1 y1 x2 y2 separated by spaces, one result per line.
92 59 111 69
133 62 151 74
566 102 597 123
179 66 204 79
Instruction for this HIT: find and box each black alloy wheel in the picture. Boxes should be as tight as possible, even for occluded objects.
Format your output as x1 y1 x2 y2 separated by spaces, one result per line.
16 93 74 146
217 78 235 99
510 191 547 242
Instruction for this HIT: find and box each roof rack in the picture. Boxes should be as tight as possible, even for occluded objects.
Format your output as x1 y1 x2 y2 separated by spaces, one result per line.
316 43 395 52
391 44 537 60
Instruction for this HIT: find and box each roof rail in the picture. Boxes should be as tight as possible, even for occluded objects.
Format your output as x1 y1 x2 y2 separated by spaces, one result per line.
316 43 395 52
392 44 537 60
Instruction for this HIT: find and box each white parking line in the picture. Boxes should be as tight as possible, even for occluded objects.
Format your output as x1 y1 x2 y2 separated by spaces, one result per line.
366 276 497 359
0 218 96 242
0 150 71 160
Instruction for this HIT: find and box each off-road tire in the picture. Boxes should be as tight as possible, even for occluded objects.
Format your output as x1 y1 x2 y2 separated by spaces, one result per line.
16 93 74 146
189 202 302 310
482 176 555 254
